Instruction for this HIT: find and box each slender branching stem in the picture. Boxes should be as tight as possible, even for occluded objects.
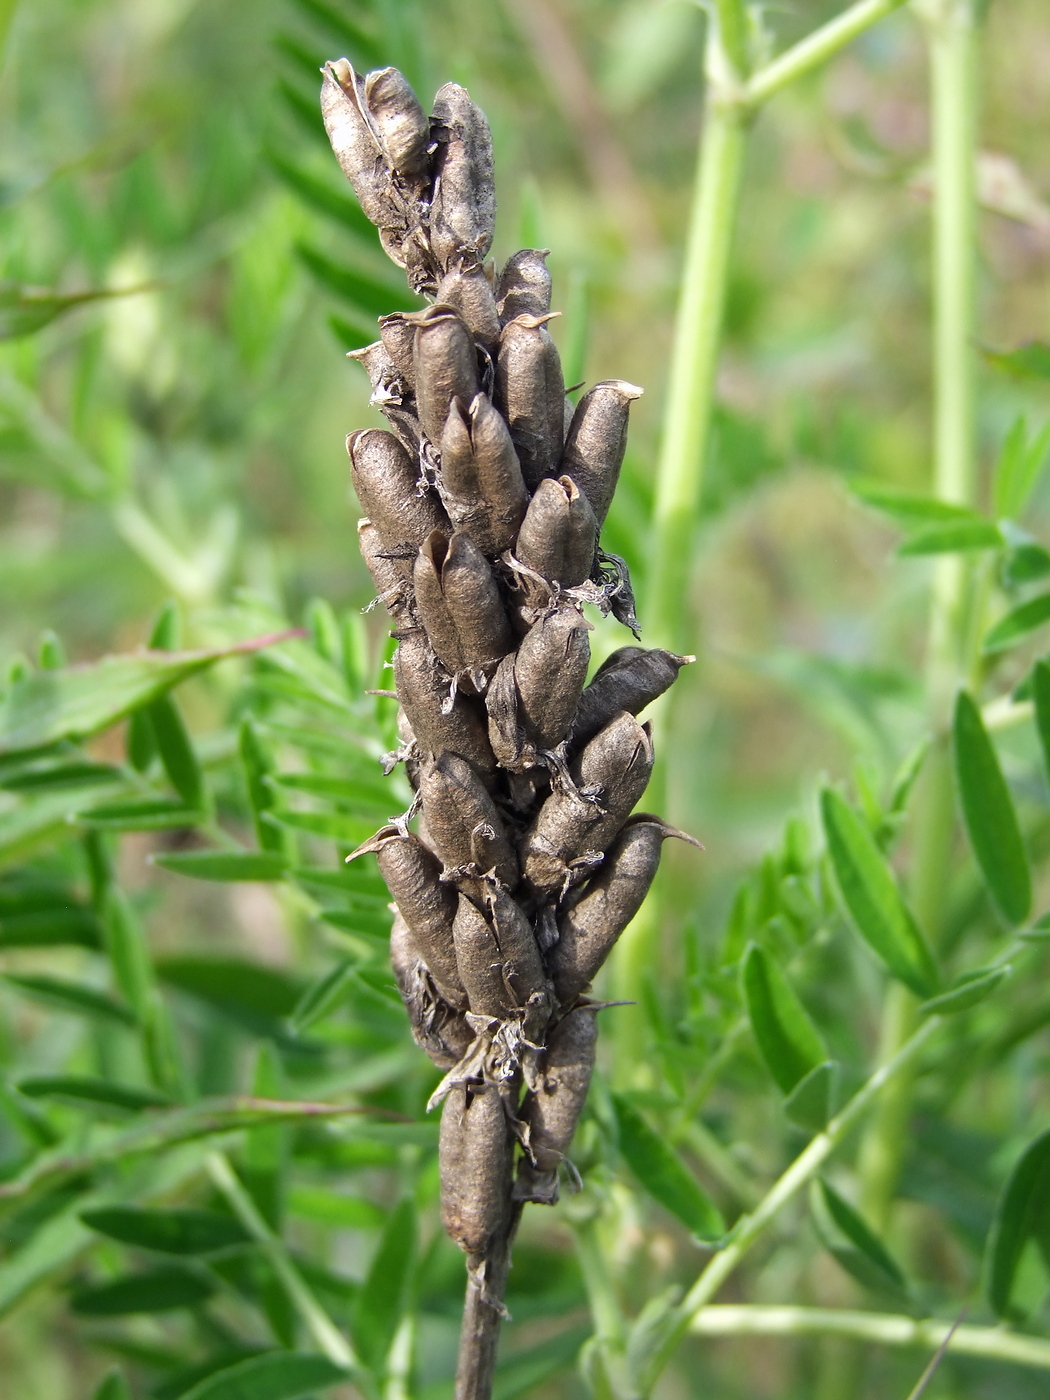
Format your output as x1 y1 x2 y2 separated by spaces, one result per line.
744 0 908 109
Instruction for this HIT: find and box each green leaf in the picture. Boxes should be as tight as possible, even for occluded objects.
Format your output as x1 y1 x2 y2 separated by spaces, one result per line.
267 809 377 846
783 1062 837 1134
240 721 288 855
0 759 123 792
286 1186 385 1229
16 1075 173 1112
811 1179 908 1299
178 1351 349 1400
156 956 303 1035
0 635 291 755
611 1094 724 1242
351 1196 416 1373
985 592 1050 652
151 850 288 881
742 943 825 1097
491 1327 590 1400
953 691 1031 925
0 280 151 341
1032 660 1050 788
987 1127 1050 1319
151 1349 272 1400
76 798 204 831
1 972 136 1025
289 958 357 1033
91 1368 132 1400
265 148 374 239
850 481 982 525
80 1206 250 1255
920 966 1008 1016
295 242 412 319
896 519 1003 555
0 905 101 949
70 1263 216 1316
102 886 154 1019
995 418 1050 520
148 693 205 810
820 788 939 996
1002 542 1050 588
984 340 1050 382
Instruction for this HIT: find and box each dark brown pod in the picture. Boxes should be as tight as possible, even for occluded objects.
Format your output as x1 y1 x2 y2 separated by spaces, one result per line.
495 314 566 489
378 313 417 388
394 631 495 772
550 818 669 1006
414 531 464 675
430 83 496 270
561 380 643 527
484 653 523 770
515 1007 596 1203
514 476 597 589
375 831 465 1005
488 888 553 1037
496 249 552 322
452 894 507 1019
514 603 590 750
358 519 411 613
320 61 390 229
347 429 449 555
436 266 502 355
442 532 514 675
364 67 430 184
523 712 654 895
572 648 690 748
346 340 398 397
391 913 473 1068
418 751 517 886
412 306 481 446
440 394 529 557
440 1085 513 1259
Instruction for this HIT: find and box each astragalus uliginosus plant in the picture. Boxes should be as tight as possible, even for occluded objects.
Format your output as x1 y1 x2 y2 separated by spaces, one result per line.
318 57 694 1395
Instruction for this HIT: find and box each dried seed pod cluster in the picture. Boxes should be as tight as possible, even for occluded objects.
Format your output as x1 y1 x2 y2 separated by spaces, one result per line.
323 60 696 1384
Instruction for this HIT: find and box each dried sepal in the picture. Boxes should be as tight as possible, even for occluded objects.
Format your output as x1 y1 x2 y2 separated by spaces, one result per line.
412 306 481 446
560 380 643 527
347 429 449 554
418 751 518 887
513 476 597 590
515 1007 596 1203
440 1084 514 1258
440 394 529 556
430 83 496 271
496 249 552 322
394 630 496 772
572 647 691 748
495 313 566 489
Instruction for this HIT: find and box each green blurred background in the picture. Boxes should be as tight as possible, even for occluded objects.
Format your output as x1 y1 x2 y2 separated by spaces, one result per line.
2 0 1050 1395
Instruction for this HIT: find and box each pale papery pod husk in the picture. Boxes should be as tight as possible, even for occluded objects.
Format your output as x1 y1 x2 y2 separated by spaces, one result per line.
347 339 399 396
378 313 417 388
549 817 670 1006
395 630 496 773
412 306 482 446
560 379 644 527
523 711 654 895
571 647 690 749
436 265 502 355
441 532 515 675
440 394 529 557
484 653 524 770
430 83 496 271
358 519 413 612
375 830 466 1006
513 475 597 590
364 67 431 184
496 249 552 322
515 1006 596 1203
440 1084 514 1259
495 314 566 489
414 531 465 676
418 751 518 886
513 601 590 751
347 429 450 554
391 913 474 1068
452 894 508 1019
320 61 393 230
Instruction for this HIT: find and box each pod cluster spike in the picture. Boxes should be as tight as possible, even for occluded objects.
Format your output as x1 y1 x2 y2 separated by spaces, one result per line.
321 60 693 1400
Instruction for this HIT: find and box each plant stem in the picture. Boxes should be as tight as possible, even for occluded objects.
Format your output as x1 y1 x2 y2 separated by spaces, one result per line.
687 1305 1050 1370
744 0 908 108
637 1015 942 1393
454 1208 521 1400
205 1150 358 1374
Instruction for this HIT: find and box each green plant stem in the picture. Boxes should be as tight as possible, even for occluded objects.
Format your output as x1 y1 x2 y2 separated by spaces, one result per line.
744 0 908 108
205 1149 358 1374
637 1015 942 1393
575 1215 626 1349
687 1305 1050 1370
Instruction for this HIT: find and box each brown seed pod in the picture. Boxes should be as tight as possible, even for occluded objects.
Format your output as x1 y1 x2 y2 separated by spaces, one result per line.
347 429 449 555
320 61 391 230
412 306 481 446
418 751 518 886
347 340 399 397
440 394 529 557
394 631 496 772
488 888 553 1037
514 602 590 751
436 266 502 355
452 894 506 1019
358 519 412 614
440 1084 513 1258
484 653 523 770
515 1007 596 1203
523 711 654 895
377 313 417 388
441 532 514 675
514 476 597 589
572 647 690 748
430 83 496 270
495 314 566 489
549 818 670 1006
414 531 464 676
561 380 643 527
375 831 465 1006
391 913 473 1068
363 67 430 184
496 249 552 322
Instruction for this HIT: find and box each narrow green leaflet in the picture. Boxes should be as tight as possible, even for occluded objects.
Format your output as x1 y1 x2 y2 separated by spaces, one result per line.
0 281 151 341
295 242 411 318
820 788 939 996
742 943 825 1096
490 1328 591 1400
0 760 123 792
70 1264 216 1316
77 798 204 832
289 958 357 1033
984 592 1050 652
811 1179 908 1300
239 721 288 855
148 693 205 810
783 1062 837 1134
351 1197 416 1374
156 957 303 1023
953 691 1031 925
286 1186 385 1229
1002 541 1050 587
0 1199 95 1318
0 905 101 949
850 481 985 525
896 520 1002 555
994 417 1050 519
91 1369 132 1400
81 1206 250 1255
266 148 374 238
17 1075 173 1112
0 635 292 755
611 1094 724 1242
152 850 288 881
178 1351 349 1400
986 1127 1050 1320
984 340 1050 382
1032 660 1050 786
268 809 377 846
1 972 136 1025
920 967 1008 1016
